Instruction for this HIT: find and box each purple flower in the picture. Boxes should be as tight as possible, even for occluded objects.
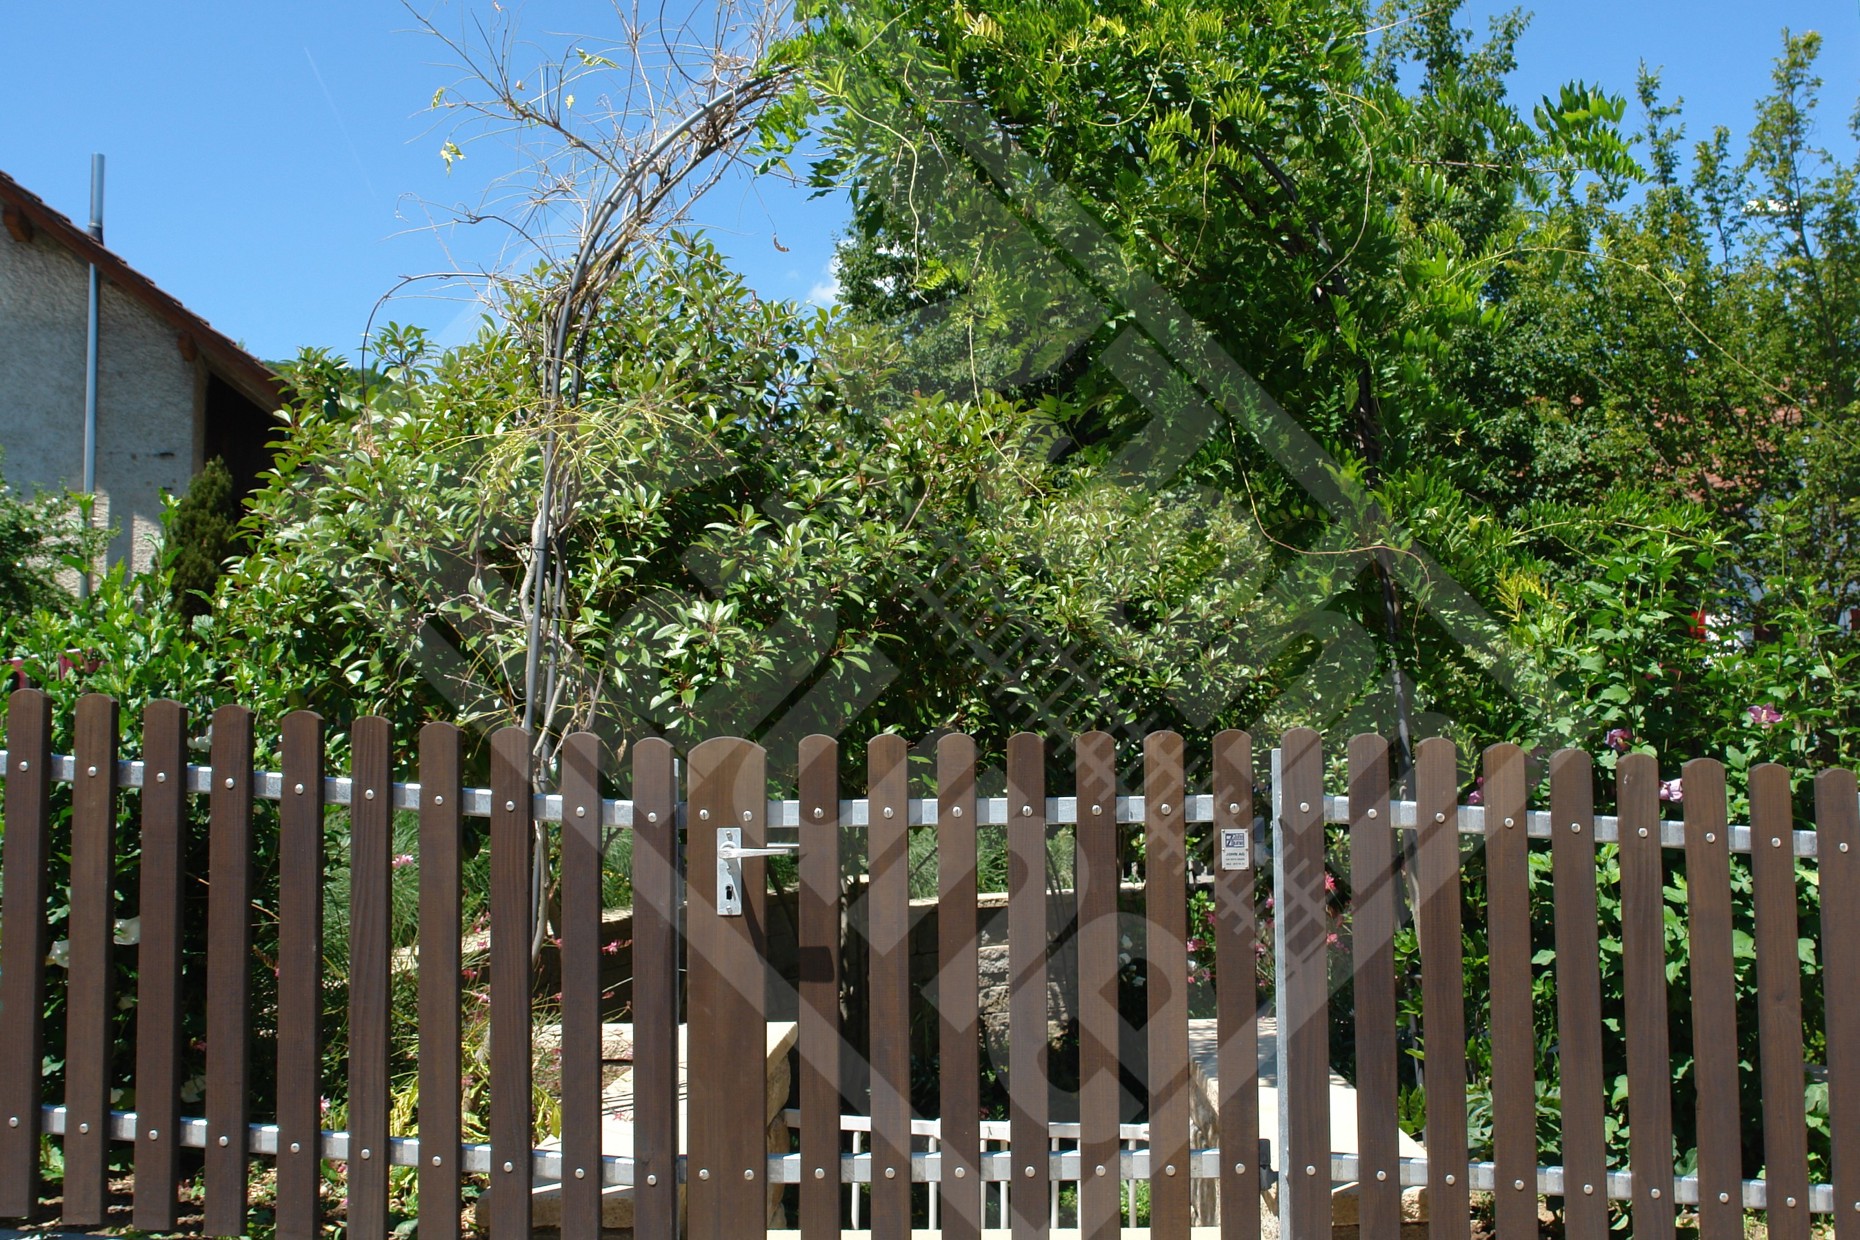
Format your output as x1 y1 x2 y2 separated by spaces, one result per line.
1748 704 1784 728
1659 778 1684 803
1467 788 1483 805
1605 728 1632 753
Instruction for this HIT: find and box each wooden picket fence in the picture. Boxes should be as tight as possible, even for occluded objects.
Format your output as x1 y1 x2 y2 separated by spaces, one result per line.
0 687 1856 1239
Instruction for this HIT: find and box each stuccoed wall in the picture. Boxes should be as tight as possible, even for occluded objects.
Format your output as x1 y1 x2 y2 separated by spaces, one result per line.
0 227 200 574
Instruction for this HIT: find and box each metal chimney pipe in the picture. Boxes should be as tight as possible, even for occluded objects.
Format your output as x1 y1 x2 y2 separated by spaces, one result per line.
79 153 104 597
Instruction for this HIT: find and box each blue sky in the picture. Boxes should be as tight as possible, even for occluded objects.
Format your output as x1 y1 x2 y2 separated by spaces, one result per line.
2 1 1853 363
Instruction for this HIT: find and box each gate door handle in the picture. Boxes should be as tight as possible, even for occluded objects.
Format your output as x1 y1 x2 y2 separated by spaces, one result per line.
716 827 799 916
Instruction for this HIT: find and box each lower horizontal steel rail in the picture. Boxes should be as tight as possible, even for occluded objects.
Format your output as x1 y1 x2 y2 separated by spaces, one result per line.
37 1105 1845 1212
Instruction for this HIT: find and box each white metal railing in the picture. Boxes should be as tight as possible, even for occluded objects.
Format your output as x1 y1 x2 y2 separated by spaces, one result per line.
2 747 1845 857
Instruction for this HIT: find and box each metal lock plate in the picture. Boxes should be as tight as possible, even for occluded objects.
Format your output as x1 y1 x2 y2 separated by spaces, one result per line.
716 827 798 916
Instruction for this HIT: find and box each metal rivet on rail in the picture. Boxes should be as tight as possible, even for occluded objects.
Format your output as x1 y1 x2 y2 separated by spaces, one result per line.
1570 822 1581 833
16 760 25 771
504 1161 514 1173
883 1167 895 1180
953 1166 965 1178
1773 837 1782 847
883 806 894 819
1165 1164 1178 1177
952 805 963 818
1229 802 1240 814
361 1148 371 1160
1024 1166 1036 1178
288 1142 299 1153
364 788 375 800
1238 1163 1249 1175
1367 808 1378 819
646 1174 657 1186
699 809 710 821
218 1135 229 1147
225 777 235 789
87 765 97 777
575 805 586 818
813 1167 825 1179
1161 803 1173 816
1787 1196 1797 1208
743 810 753 823
1374 1170 1386 1182
646 811 657 823
1300 802 1310 814
431 1155 441 1166
1514 1179 1525 1191
1434 811 1446 823
1582 1183 1593 1195
1021 805 1032 817
1638 826 1649 837
1096 1165 1107 1177
1719 1192 1730 1203
1445 1174 1456 1186
1092 804 1103 816
1504 817 1515 828
1706 832 1717 843
504 800 515 812
698 1169 710 1181
574 1168 585 1180
1650 1188 1661 1199
293 782 304 795
1305 1165 1316 1176
812 807 823 820
78 1122 89 1134
150 1130 160 1142
156 771 166 782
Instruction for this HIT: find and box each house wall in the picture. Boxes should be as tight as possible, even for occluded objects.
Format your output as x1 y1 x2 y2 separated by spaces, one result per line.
0 226 200 575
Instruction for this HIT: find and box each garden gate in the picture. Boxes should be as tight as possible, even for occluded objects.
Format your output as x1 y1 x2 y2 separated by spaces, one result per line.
1 687 1858 1239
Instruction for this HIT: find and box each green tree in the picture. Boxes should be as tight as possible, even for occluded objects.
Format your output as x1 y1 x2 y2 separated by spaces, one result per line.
165 456 242 620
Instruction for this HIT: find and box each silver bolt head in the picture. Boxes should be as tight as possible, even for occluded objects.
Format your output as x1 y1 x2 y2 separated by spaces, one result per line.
1229 802 1240 814
1375 1170 1387 1182
812 807 823 819
1092 804 1103 815
1638 826 1649 837
1504 816 1515 828
646 1173 657 1185
1096 1164 1107 1176
1787 1196 1797 1207
1300 802 1311 814
1773 837 1782 847
361 1148 371 1160
364 788 375 800
575 1168 585 1180
218 1135 229 1147
1237 1163 1248 1175
431 1155 441 1166
503 1160 514 1172
1024 1165 1035 1178
1161 803 1172 816
1719 1192 1730 1203
1707 832 1717 843
1650 1188 1660 1199
156 771 166 782
1514 1179 1525 1190
698 1169 710 1180
1445 1174 1456 1185
1367 808 1379 819
646 811 657 823
1435 811 1446 823
225 776 235 788
1021 805 1032 817
883 1167 894 1179
434 795 444 805
1571 822 1581 833
151 1130 161 1141
814 1167 825 1179
1305 1165 1316 1176
1165 1164 1177 1176
953 1166 965 1178
743 810 752 822
505 800 516 812
1582 1183 1592 1194
699 809 710 821
952 806 962 817
78 1122 89 1134
883 806 894 819
87 765 97 777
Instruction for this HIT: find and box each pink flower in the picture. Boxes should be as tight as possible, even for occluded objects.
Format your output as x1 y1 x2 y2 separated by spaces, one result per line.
1605 728 1632 753
1660 778 1684 803
1322 873 1337 894
1185 937 1206 953
1748 704 1784 728
393 853 415 869
1467 789 1483 806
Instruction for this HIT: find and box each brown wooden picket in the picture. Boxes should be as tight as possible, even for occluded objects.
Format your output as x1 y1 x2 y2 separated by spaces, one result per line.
274 710 325 1240
1550 749 1607 1237
1751 763 1811 1239
558 731 604 1238
937 732 983 1239
133 699 189 1233
1279 727 1330 1233
63 693 119 1226
628 737 679 1238
1212 730 1259 1240
798 734 843 1237
868 734 912 1235
1817 767 1860 1236
1618 751 1676 1240
416 721 464 1240
0 690 51 1220
1415 737 1469 1238
1145 730 1190 1239
1006 731 1049 1238
1348 733 1399 1239
1483 742 1538 1239
686 736 769 1240
1074 730 1119 1240
348 717 392 1240
1684 758 1742 1240
488 726 535 1239
204 703 255 1237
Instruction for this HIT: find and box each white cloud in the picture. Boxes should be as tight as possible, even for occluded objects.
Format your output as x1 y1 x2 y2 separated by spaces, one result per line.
807 257 841 308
